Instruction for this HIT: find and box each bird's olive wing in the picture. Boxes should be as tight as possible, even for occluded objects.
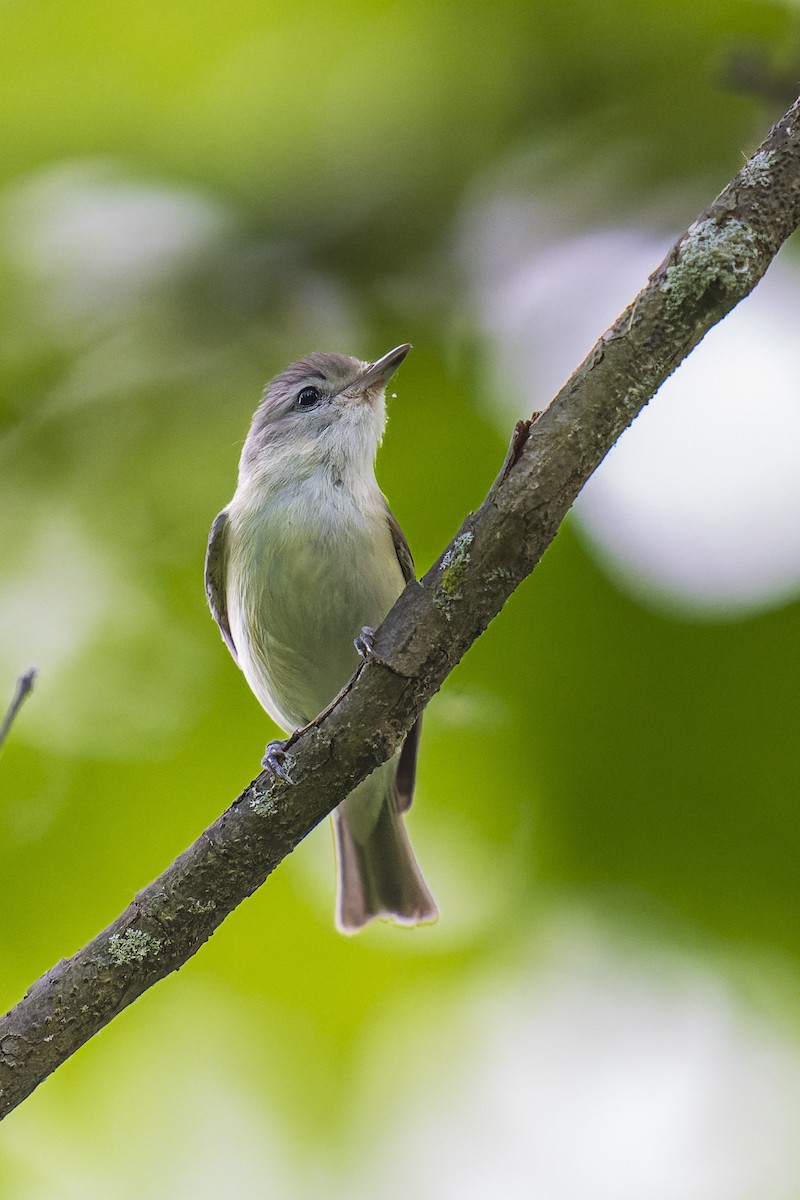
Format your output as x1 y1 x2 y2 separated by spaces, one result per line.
205 509 238 665
384 501 420 812
384 501 416 585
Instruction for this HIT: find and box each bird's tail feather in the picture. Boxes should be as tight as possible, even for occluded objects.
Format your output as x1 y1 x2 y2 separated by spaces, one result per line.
332 786 437 934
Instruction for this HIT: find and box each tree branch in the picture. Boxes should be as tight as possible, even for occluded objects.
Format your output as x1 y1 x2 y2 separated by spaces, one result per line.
0 668 36 756
2 96 800 1120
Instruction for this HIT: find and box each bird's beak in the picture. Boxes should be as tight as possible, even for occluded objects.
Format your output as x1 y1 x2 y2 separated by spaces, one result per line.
355 343 412 391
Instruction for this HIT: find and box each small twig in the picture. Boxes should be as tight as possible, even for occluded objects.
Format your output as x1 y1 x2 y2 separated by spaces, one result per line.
0 668 37 754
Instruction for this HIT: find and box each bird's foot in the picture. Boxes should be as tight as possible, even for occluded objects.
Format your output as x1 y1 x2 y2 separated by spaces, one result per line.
354 626 377 661
262 739 293 782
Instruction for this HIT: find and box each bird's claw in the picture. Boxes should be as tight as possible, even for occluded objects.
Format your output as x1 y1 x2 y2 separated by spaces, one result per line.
354 626 377 661
262 739 293 782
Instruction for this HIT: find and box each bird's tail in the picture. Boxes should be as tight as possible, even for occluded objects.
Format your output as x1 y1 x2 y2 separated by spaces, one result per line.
332 764 437 934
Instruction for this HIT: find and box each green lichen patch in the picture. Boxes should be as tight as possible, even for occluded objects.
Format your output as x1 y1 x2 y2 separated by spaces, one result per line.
108 928 162 966
663 217 762 311
435 530 474 619
249 786 276 815
740 148 777 189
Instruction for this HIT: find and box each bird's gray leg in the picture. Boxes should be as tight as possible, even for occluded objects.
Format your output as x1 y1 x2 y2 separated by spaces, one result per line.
354 626 377 660
262 739 293 782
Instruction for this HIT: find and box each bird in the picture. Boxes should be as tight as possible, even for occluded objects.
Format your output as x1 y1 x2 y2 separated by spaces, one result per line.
205 344 438 933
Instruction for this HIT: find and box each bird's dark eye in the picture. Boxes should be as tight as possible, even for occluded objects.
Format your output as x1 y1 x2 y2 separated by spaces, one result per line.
296 386 321 408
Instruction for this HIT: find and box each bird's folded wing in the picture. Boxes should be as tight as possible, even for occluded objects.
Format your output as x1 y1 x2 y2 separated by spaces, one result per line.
384 500 420 812
205 509 239 664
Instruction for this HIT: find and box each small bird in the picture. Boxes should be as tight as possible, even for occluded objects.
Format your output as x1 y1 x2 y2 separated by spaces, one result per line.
205 344 438 933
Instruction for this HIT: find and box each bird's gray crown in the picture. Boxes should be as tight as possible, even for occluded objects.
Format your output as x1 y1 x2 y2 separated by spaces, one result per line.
262 352 365 411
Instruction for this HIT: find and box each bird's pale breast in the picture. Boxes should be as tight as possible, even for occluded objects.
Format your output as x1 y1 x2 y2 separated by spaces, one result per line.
226 476 405 732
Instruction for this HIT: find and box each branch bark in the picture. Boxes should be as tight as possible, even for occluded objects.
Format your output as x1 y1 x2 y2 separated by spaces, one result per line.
2 96 800 1120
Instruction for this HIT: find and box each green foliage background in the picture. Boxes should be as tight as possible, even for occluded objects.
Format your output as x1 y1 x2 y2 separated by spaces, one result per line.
1 0 800 1194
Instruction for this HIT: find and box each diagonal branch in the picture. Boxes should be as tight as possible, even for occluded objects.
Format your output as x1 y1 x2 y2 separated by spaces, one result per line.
2 96 800 1121
0 668 36 756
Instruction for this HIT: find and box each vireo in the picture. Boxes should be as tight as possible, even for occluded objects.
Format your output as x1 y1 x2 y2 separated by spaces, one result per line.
205 344 437 933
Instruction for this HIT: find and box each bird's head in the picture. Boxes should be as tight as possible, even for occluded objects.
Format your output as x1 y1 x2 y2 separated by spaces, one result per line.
239 344 412 488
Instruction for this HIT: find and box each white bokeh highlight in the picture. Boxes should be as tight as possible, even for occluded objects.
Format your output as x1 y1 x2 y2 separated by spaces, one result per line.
363 920 800 1200
2 161 233 336
577 278 800 615
461 194 800 616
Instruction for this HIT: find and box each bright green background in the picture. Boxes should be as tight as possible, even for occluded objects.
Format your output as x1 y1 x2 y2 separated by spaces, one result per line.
2 1 800 1195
